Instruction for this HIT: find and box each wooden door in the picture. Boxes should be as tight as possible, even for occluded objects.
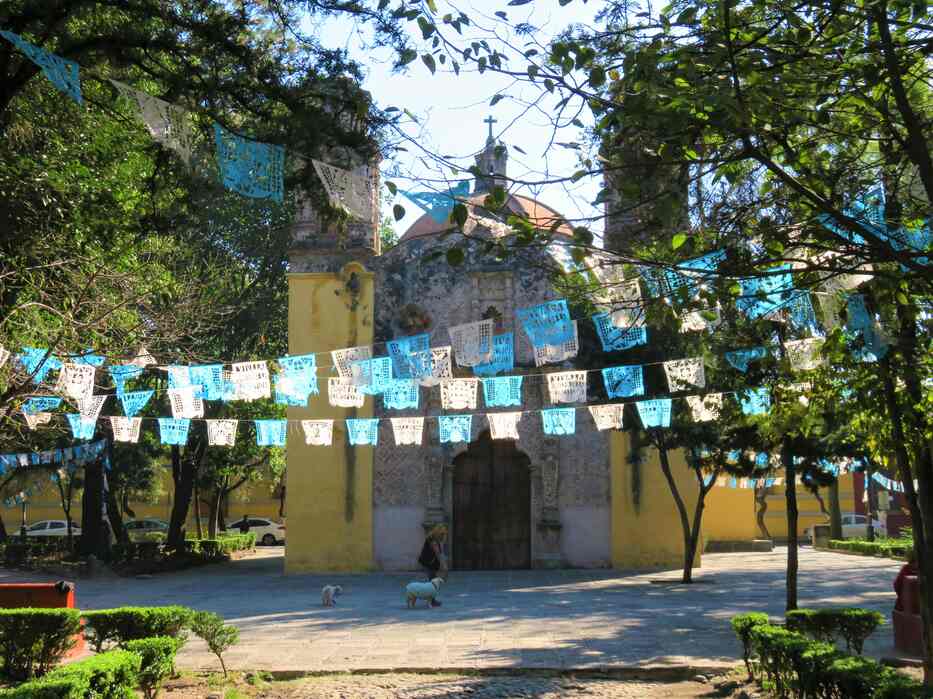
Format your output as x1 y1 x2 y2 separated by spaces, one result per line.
452 433 531 570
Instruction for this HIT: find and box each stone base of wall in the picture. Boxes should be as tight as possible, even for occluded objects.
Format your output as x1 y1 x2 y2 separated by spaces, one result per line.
705 539 774 553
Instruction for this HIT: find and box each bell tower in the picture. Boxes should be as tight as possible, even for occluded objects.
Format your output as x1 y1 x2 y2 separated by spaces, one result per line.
473 115 509 194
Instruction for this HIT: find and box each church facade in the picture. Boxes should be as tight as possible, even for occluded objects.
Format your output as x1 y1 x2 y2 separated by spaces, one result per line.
284 129 701 573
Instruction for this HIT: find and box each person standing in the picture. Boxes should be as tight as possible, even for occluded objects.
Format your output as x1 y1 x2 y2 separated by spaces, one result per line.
418 524 448 607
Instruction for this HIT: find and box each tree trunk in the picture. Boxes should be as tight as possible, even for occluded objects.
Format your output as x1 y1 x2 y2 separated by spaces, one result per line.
79 458 109 560
208 488 222 539
0 515 6 542
828 479 843 540
656 438 696 583
755 485 771 539
167 443 200 550
106 485 128 544
866 468 876 542
194 477 203 539
783 443 798 611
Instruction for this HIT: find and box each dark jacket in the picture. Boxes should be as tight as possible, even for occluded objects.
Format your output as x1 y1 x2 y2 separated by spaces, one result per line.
418 538 440 570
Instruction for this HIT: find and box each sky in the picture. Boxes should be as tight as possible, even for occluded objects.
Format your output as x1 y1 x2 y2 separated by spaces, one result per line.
303 1 604 237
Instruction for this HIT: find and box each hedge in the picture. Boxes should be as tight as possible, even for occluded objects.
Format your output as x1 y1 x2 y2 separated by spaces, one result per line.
735 615 931 698
111 532 255 566
786 607 885 654
0 609 82 681
123 637 180 699
827 539 911 560
83 606 191 652
730 612 770 676
0 649 141 699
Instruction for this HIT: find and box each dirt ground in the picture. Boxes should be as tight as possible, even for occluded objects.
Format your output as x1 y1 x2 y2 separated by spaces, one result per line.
160 671 763 699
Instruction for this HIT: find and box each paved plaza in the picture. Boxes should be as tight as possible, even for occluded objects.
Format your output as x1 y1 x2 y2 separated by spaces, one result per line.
0 546 901 673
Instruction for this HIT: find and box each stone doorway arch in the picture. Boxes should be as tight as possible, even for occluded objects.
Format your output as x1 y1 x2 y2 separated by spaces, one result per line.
450 431 532 570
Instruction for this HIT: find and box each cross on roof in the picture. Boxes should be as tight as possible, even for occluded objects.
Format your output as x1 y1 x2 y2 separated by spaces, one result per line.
484 115 497 141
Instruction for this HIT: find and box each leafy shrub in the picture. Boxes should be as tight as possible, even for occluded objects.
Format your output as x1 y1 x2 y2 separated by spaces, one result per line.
0 649 141 699
198 540 221 559
786 607 884 654
189 611 239 677
124 636 180 699
0 609 82 681
83 606 191 652
828 539 909 560
731 612 770 676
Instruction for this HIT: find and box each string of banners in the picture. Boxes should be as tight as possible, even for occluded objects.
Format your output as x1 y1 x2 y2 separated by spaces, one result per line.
0 439 108 473
0 31 468 225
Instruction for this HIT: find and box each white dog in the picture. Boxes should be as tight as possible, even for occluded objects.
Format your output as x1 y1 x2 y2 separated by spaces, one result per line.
406 577 444 608
321 584 342 607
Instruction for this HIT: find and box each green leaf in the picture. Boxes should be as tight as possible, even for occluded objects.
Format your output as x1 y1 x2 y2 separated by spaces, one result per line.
589 66 606 88
417 17 435 39
426 0 438 11
393 204 406 221
451 203 468 227
508 0 534 5
672 232 688 249
495 11 507 19
446 247 465 266
422 54 436 74
675 7 697 24
896 291 909 305
399 49 417 66
385 181 398 196
490 94 504 106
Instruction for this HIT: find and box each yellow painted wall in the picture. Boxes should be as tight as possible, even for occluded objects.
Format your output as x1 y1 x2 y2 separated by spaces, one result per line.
761 473 856 540
705 487 758 542
610 431 702 570
285 265 375 573
7 468 281 532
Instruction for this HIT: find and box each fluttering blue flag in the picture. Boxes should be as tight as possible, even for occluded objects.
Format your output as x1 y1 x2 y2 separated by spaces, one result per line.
542 408 576 435
817 186 885 246
846 294 888 361
755 452 770 468
517 299 574 347
108 364 143 395
274 354 318 405
786 291 819 332
120 390 153 417
439 415 472 443
346 418 379 446
190 364 225 401
636 399 672 428
664 249 726 296
473 333 514 377
350 357 393 395
593 315 648 352
158 418 191 445
602 366 645 399
382 379 420 410
17 348 61 384
0 31 82 104
255 419 287 446
481 376 523 407
736 265 793 319
740 387 771 415
67 414 96 440
725 347 767 372
213 123 285 203
387 334 431 379
21 396 62 414
403 181 470 224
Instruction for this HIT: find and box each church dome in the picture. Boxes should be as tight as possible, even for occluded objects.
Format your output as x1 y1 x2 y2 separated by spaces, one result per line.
400 118 574 242
400 192 574 241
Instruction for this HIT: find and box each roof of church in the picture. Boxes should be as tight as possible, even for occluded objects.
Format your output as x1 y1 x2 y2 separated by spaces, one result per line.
400 192 574 241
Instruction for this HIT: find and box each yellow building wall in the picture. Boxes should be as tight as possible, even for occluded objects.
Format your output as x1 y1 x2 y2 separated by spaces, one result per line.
610 431 702 570
704 487 758 542
761 473 857 540
284 265 375 573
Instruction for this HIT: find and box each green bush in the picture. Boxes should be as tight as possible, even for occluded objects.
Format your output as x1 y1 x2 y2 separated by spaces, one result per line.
0 609 82 681
198 539 221 559
786 607 884 654
0 649 141 699
124 636 180 699
189 610 239 677
737 617 925 698
828 539 909 560
731 612 770 676
83 606 191 652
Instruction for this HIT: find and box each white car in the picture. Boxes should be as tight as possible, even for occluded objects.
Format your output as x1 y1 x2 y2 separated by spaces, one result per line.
226 517 285 546
24 520 81 537
804 514 886 542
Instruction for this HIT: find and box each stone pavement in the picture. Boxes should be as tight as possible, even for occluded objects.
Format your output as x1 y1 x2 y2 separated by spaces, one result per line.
0 546 900 673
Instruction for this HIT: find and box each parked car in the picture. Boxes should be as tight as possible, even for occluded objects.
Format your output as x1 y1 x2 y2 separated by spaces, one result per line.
803 513 887 542
226 517 285 546
24 520 81 537
124 518 168 540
